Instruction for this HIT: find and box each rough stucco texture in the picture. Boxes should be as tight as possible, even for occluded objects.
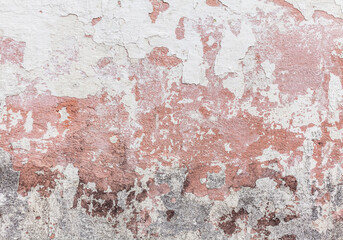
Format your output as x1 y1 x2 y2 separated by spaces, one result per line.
2 0 343 239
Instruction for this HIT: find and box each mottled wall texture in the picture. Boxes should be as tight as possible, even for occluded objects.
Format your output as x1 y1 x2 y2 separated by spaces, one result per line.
2 0 343 239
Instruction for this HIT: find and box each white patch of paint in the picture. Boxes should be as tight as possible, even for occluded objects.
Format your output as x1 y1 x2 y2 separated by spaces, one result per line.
0 193 6 206
222 73 245 99
43 122 59 139
181 20 208 86
24 111 33 133
206 129 215 135
178 98 194 104
11 138 31 151
207 36 216 46
22 158 29 165
304 126 322 140
261 60 275 79
327 126 343 141
110 135 118 144
257 146 289 163
224 143 232 153
328 73 343 123
9 109 22 127
266 89 320 128
58 107 69 122
85 182 97 192
214 22 256 76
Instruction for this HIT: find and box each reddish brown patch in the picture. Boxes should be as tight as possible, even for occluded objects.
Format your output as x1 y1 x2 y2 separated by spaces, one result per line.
255 212 281 237
282 175 298 193
0 36 26 65
284 214 298 222
166 210 175 221
126 191 136 206
73 183 126 220
258 213 281 227
91 17 102 26
270 0 305 22
147 47 182 69
218 208 249 236
181 177 190 195
17 164 61 197
149 0 169 23
175 17 185 40
126 213 139 237
199 106 211 118
97 57 112 69
313 10 343 23
280 234 297 240
136 189 148 202
206 0 221 7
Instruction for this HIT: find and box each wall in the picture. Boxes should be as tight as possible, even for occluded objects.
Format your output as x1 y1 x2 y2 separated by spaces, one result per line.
1 0 343 239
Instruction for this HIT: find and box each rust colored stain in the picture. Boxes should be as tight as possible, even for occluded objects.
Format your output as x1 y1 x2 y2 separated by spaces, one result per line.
147 47 182 69
91 17 102 26
284 215 298 222
206 0 222 7
149 0 169 23
136 189 148 202
280 234 297 240
218 208 248 236
255 212 281 237
175 17 185 40
166 210 175 221
97 57 112 69
0 36 25 65
282 175 298 193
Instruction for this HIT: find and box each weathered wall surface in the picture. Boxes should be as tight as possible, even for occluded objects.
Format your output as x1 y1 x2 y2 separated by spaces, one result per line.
1 0 343 239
